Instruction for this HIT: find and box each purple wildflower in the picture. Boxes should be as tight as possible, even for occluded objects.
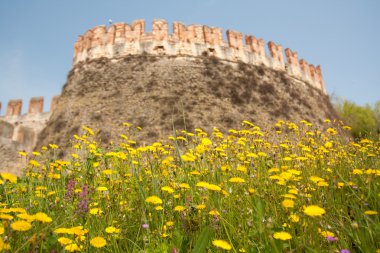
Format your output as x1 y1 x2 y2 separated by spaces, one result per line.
77 184 90 216
64 179 75 201
142 223 149 229
341 249 350 253
327 236 337 242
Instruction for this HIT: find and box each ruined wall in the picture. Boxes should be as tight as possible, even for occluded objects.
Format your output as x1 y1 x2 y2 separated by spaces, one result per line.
0 96 59 151
73 19 326 93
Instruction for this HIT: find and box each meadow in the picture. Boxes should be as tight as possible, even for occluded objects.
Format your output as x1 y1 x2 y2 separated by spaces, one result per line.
0 120 379 252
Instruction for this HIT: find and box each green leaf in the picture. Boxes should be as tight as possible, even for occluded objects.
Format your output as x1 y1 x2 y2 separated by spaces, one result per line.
192 226 212 253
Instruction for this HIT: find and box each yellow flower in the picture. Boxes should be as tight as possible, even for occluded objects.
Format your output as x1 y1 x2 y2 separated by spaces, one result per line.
282 199 295 208
179 183 190 189
303 205 326 217
318 228 335 237
90 236 107 248
145 196 163 205
155 206 163 211
65 243 80 252
0 173 17 183
161 186 175 194
364 210 378 215
209 209 220 216
196 204 206 210
89 208 103 215
11 220 32 231
228 177 245 183
34 212 53 223
0 225 4 235
273 231 292 240
174 206 185 212
289 214 300 223
102 169 114 175
58 237 73 245
18 151 27 156
196 181 221 191
105 226 120 234
97 186 108 192
17 213 35 222
0 238 11 250
212 239 232 250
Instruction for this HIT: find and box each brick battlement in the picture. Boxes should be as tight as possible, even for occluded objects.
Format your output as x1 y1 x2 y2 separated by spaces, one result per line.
73 19 326 93
0 96 59 151
0 96 59 118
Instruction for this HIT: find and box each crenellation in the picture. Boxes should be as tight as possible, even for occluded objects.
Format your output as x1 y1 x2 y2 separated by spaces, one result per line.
6 99 22 117
28 97 44 114
245 35 269 66
0 96 58 152
268 41 285 71
72 19 326 94
50 96 59 112
203 25 223 46
299 59 312 85
285 48 301 78
114 23 127 44
152 19 168 41
125 20 145 42
91 26 107 47
226 30 244 50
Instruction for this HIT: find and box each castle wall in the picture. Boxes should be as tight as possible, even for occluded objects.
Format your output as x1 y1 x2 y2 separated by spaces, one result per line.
0 96 59 151
73 19 326 94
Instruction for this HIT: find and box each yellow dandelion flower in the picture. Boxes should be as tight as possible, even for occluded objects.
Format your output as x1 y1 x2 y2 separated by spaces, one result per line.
155 206 163 211
289 214 300 223
0 238 11 250
18 151 27 156
34 212 53 223
166 221 174 227
209 209 220 216
1 173 17 183
11 220 32 231
196 181 221 191
212 239 232 250
318 228 335 237
161 186 175 194
303 205 326 217
248 188 256 194
17 213 35 222
105 226 120 234
145 196 163 205
179 183 190 189
65 243 80 252
364 210 378 215
0 226 4 235
174 206 185 212
89 208 103 215
196 204 206 210
282 199 295 208
273 231 292 240
102 169 114 175
229 177 245 183
58 237 73 245
0 214 13 220
97 186 108 192
90 236 107 248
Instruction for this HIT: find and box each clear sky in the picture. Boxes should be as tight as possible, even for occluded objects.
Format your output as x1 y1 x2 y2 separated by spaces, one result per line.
0 0 379 114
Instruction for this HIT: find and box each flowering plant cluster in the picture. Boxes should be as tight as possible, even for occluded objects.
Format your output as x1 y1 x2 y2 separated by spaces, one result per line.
0 120 379 252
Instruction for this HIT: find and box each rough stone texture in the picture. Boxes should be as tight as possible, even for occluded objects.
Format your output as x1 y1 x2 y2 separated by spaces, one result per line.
36 55 337 156
73 19 326 93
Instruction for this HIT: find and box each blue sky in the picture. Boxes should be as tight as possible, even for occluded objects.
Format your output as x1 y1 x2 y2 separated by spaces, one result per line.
0 0 379 114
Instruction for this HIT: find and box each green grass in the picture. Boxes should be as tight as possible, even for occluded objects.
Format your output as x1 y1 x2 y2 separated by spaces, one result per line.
0 119 379 252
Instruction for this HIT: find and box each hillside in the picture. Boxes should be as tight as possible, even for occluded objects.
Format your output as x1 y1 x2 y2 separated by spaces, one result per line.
36 55 337 151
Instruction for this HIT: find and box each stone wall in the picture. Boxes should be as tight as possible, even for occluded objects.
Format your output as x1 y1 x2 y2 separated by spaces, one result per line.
0 96 59 151
73 19 326 93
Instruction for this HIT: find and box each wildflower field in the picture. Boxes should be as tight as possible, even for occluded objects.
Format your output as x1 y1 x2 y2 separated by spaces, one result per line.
0 120 379 252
